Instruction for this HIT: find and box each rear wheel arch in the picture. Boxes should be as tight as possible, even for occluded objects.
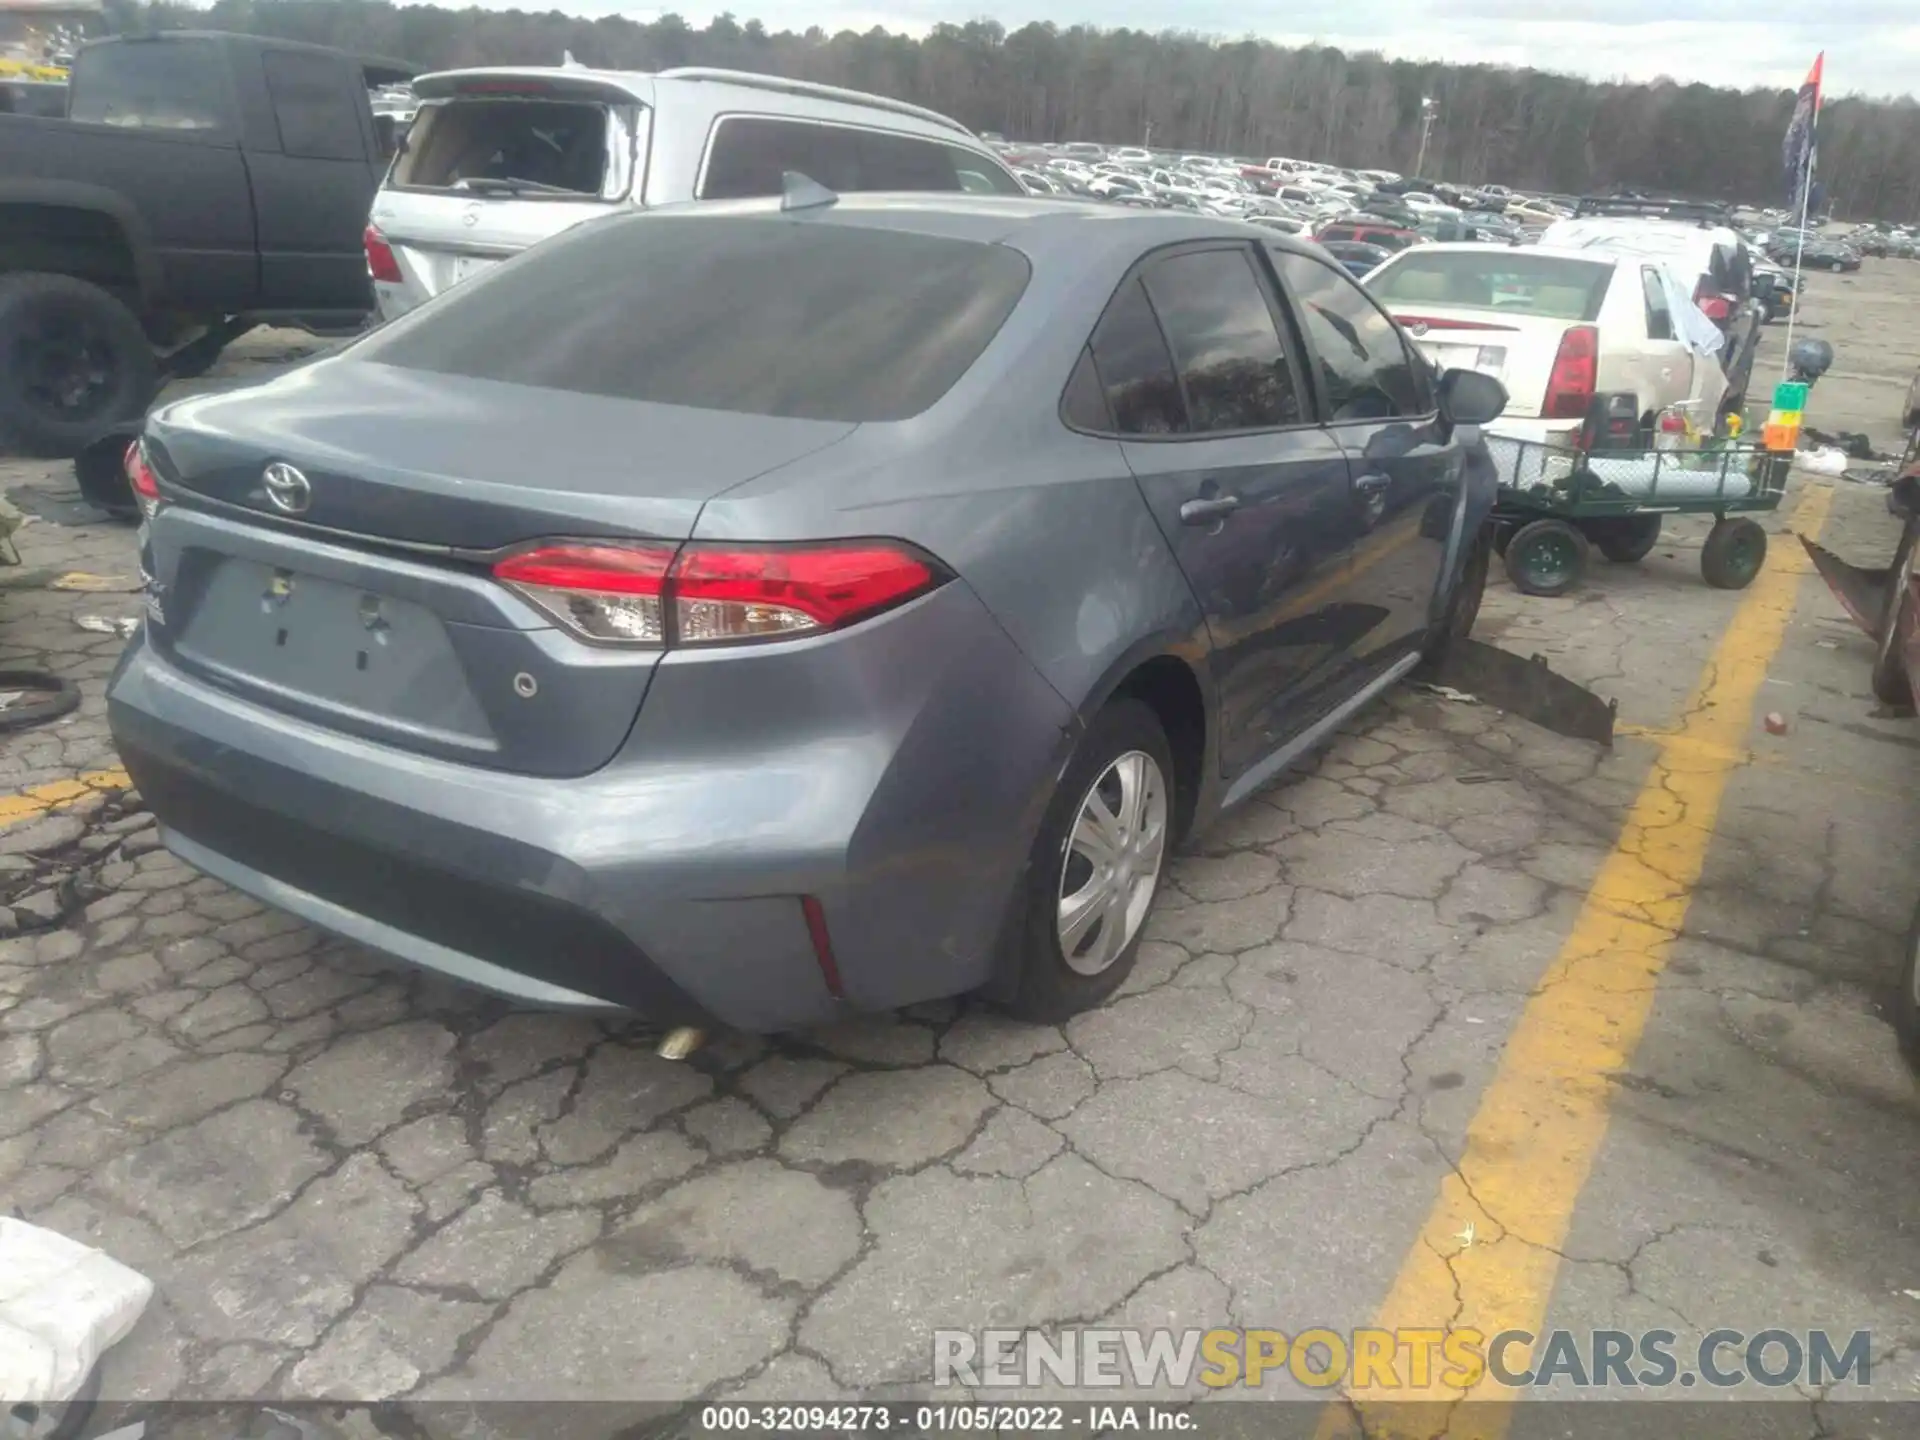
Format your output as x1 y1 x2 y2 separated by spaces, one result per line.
1091 650 1210 845
0 192 159 310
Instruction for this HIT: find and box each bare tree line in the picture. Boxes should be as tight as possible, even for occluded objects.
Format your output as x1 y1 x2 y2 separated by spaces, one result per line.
100 1 1920 222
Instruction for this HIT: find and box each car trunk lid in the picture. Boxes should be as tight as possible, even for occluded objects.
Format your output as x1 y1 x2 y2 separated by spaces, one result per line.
140 358 856 778
1387 306 1576 419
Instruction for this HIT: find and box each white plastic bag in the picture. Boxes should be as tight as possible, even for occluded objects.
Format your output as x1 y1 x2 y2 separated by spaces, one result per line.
1797 446 1851 476
0 1217 154 1405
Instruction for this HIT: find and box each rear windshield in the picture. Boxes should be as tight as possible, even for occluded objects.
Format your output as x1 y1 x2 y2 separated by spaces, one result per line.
354 214 1032 422
1369 252 1612 321
391 98 609 195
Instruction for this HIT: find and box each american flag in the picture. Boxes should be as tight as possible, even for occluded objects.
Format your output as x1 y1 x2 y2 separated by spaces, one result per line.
1782 53 1824 216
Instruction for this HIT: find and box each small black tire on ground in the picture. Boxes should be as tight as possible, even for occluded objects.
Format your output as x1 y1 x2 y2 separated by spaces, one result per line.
1701 517 1768 590
1586 514 1663 563
1503 518 1588 597
72 432 141 521
0 670 82 732
0 271 158 460
1006 697 1175 1023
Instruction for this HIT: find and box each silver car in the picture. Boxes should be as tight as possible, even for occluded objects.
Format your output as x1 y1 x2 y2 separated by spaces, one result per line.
364 65 1023 318
109 195 1505 1034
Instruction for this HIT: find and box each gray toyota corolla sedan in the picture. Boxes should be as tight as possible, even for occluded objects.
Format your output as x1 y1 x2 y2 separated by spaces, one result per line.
106 192 1505 1034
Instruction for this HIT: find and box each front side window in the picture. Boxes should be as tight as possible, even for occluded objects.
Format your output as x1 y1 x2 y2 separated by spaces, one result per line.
356 215 1030 423
699 116 1020 200
1140 247 1304 432
1273 251 1428 422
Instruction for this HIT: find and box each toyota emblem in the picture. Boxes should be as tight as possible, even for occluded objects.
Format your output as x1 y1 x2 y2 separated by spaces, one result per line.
262 462 312 515
462 207 480 228
1408 321 1429 337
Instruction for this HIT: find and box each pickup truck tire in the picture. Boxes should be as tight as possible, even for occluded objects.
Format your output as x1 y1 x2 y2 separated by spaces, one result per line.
0 272 158 460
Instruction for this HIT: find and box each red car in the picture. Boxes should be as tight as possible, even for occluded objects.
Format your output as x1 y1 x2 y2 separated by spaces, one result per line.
1315 221 1422 252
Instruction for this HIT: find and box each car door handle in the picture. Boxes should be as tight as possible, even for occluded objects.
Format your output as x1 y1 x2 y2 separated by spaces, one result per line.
1354 473 1392 494
1179 495 1242 524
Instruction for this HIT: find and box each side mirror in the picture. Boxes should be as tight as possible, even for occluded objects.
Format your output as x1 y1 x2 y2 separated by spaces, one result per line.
1436 367 1508 428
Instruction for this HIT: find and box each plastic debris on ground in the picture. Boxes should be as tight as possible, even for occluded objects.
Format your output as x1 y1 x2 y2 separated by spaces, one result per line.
1416 683 1480 704
0 1216 154 1408
1796 447 1852 477
49 572 142 594
74 615 140 637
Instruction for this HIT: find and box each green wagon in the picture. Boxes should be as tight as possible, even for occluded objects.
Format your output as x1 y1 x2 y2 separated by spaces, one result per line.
1487 437 1791 597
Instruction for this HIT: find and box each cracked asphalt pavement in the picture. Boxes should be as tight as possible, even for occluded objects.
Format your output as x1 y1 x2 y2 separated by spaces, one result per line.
3 277 1920 1430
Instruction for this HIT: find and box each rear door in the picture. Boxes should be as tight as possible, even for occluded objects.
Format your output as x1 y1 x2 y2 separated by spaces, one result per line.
1092 244 1360 778
244 48 386 313
1635 264 1694 411
1272 248 1465 671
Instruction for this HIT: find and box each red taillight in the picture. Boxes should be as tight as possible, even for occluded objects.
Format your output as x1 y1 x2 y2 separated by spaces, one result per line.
800 895 844 999
1542 325 1599 421
494 543 673 644
363 225 403 285
1692 279 1732 326
492 540 942 648
125 440 162 519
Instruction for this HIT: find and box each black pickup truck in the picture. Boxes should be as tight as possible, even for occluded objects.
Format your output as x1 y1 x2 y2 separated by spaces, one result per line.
0 31 410 458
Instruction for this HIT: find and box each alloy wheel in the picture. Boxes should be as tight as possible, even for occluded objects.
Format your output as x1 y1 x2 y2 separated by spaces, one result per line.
1057 750 1168 975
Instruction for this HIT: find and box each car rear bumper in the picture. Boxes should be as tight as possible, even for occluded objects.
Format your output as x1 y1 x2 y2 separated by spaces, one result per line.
106 581 1075 1033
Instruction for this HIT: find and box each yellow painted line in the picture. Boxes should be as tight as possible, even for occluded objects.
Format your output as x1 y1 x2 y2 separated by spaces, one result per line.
0 768 132 827
1327 482 1834 1439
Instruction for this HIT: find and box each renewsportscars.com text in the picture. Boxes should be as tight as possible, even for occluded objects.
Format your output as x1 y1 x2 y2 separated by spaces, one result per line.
933 1327 1875 1390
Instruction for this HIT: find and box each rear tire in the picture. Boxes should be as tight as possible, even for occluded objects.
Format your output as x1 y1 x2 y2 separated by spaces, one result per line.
1007 699 1174 1023
0 272 158 460
1897 893 1920 1068
1869 512 1920 708
1701 517 1767 590
1587 514 1663 563
1503 518 1587 597
1420 525 1489 674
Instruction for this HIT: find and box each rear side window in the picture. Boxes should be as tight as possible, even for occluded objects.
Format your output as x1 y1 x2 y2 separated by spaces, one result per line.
1640 267 1675 341
68 41 226 130
391 99 609 195
1274 251 1428 421
355 215 1030 423
1140 247 1304 432
262 51 364 161
1085 278 1188 435
699 117 1020 200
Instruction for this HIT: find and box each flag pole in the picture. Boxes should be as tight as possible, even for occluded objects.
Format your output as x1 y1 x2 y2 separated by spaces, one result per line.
1780 148 1815 379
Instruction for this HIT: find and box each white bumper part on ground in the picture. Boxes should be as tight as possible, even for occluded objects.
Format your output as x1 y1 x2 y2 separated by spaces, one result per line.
0 1217 154 1406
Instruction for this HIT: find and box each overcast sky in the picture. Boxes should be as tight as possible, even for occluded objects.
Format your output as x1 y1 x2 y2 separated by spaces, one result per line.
536 1 1920 100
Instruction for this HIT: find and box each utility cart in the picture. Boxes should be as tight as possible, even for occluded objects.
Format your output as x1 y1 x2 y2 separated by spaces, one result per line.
1486 435 1790 597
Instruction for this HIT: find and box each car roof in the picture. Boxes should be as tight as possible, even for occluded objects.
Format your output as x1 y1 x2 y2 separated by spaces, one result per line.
622 192 1328 267
411 64 980 145
1376 241 1617 264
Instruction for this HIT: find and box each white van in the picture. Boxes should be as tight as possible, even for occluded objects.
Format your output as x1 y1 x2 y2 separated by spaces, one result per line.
365 65 1021 319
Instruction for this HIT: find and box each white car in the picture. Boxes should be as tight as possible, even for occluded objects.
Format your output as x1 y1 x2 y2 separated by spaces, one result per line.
1364 242 1728 439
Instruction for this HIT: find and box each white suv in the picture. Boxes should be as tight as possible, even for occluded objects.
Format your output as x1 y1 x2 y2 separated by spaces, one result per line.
364 65 1022 319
